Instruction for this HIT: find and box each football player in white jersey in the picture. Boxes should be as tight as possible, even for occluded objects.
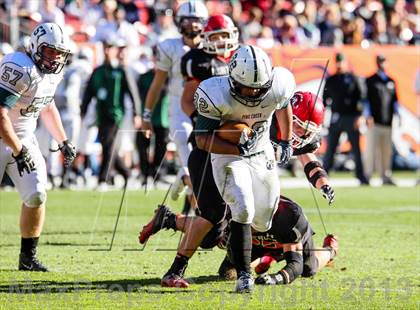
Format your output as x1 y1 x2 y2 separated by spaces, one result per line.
0 23 76 271
141 0 208 203
194 45 295 293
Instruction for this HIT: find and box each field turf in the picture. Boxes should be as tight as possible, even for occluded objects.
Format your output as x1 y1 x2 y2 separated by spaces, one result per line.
0 183 419 309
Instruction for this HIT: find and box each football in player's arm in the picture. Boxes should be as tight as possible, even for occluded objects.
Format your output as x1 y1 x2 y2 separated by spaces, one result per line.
0 22 75 271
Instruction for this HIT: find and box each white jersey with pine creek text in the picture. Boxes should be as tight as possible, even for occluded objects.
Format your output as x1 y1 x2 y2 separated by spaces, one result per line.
0 52 63 139
156 37 190 98
195 66 296 154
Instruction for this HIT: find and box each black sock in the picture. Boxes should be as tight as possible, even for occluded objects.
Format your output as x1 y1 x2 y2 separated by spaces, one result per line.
165 253 189 277
229 221 252 274
20 237 39 257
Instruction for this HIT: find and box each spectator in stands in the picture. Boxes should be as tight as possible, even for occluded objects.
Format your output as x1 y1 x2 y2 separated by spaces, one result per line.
255 26 276 49
318 3 343 46
275 13 307 45
92 2 139 61
366 11 390 44
91 0 118 42
149 4 178 45
364 55 400 185
241 6 263 41
323 53 369 185
299 0 320 47
40 0 65 27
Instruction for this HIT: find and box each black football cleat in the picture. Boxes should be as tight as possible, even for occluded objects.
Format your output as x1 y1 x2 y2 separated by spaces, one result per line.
139 204 175 244
19 253 49 272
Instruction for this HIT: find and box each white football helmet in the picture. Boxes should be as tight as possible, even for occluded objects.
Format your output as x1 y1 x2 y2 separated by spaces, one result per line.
175 0 208 38
29 22 71 74
228 45 273 107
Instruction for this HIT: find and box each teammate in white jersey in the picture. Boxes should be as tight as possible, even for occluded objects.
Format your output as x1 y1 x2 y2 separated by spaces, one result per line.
0 23 76 271
194 45 295 293
141 0 208 201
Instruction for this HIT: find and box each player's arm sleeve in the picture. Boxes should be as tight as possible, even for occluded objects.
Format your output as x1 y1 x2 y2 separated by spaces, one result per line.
155 41 171 73
123 68 141 117
0 62 31 108
181 50 208 82
194 85 222 135
278 251 304 284
274 68 296 109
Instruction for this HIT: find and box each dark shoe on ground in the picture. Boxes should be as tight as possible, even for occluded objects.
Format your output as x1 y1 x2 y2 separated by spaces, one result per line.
382 177 396 186
19 253 49 272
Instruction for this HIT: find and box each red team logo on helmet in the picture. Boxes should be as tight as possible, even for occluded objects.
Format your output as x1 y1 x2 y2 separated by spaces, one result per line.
291 91 325 148
202 15 239 57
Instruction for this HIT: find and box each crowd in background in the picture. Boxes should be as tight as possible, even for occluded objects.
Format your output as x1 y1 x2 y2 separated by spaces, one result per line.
0 0 418 53
0 0 418 189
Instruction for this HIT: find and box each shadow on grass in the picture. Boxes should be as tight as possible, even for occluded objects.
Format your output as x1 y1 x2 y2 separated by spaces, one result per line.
0 275 226 294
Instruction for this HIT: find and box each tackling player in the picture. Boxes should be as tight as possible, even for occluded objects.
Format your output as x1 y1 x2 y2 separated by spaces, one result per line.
273 91 335 204
140 0 208 204
139 196 338 286
0 23 76 271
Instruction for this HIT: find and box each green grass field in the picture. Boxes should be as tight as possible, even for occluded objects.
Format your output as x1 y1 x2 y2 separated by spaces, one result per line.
0 183 419 309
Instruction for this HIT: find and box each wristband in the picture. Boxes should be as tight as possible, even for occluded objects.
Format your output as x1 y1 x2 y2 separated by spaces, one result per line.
142 108 152 122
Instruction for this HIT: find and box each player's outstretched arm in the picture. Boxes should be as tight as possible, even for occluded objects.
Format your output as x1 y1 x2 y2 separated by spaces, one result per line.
0 106 23 155
298 153 335 205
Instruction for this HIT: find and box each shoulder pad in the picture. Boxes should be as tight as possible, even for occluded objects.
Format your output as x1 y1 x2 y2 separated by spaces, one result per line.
181 48 213 81
271 67 296 109
156 38 180 72
0 52 32 96
194 77 224 120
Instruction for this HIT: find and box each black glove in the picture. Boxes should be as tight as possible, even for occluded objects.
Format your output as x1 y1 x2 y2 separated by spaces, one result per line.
278 139 293 167
320 184 335 205
12 145 36 177
59 140 76 167
237 129 258 156
255 272 285 285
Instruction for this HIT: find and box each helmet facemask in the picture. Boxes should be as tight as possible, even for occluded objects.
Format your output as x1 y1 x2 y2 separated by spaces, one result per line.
177 17 205 38
229 76 272 107
291 115 321 149
202 29 239 57
33 43 70 74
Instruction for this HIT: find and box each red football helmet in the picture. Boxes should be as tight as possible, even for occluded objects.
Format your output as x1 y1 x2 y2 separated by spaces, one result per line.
202 14 239 57
290 91 325 148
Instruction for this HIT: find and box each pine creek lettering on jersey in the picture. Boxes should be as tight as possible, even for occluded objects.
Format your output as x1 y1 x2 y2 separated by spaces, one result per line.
242 112 262 120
